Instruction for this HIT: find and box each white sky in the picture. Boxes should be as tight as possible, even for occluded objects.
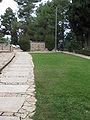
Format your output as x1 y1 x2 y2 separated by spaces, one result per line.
0 0 51 15
0 0 18 15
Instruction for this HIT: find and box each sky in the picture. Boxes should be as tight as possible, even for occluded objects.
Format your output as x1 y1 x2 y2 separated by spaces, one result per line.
0 0 51 15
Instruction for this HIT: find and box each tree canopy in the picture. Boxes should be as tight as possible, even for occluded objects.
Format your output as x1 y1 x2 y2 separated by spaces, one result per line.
33 0 70 50
68 0 90 49
1 0 89 51
14 0 40 50
1 7 18 45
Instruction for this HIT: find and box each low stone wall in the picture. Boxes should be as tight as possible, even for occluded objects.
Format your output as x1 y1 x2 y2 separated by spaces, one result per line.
0 44 12 52
30 41 45 51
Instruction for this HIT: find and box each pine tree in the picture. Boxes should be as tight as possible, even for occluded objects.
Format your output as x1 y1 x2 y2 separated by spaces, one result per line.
68 0 90 49
15 0 41 34
1 7 18 45
14 0 40 50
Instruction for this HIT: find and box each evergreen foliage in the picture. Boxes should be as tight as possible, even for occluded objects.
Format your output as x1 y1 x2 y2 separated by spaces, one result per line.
68 0 90 49
1 7 18 45
14 0 40 50
1 0 88 51
45 34 55 51
65 31 82 52
19 34 30 51
34 1 55 50
34 0 70 50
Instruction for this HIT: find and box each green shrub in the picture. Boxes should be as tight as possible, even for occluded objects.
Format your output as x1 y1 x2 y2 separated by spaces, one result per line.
65 32 82 52
19 34 30 51
79 49 90 56
45 34 54 51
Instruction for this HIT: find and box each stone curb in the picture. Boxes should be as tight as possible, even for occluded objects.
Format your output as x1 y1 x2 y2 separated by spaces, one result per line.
62 51 90 60
0 52 15 74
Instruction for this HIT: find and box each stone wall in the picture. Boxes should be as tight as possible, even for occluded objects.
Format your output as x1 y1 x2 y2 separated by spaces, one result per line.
0 43 11 51
30 41 45 51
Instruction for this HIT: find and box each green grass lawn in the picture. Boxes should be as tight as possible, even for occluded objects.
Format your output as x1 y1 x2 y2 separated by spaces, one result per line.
32 53 90 120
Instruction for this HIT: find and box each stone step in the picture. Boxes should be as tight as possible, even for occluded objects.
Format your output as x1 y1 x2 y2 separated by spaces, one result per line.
3 72 29 77
0 116 20 120
0 85 29 93
0 97 25 112
0 77 28 83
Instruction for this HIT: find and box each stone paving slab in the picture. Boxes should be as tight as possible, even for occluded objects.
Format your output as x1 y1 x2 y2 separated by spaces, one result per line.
0 97 25 112
0 85 29 93
3 69 30 72
0 116 20 120
3 72 29 77
0 77 28 84
4 67 32 71
10 64 31 67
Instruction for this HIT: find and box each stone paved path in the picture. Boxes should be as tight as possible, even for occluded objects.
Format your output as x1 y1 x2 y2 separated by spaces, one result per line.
0 52 36 120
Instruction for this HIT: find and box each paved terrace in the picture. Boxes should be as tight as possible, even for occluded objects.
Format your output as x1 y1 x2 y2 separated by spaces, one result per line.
0 52 36 120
